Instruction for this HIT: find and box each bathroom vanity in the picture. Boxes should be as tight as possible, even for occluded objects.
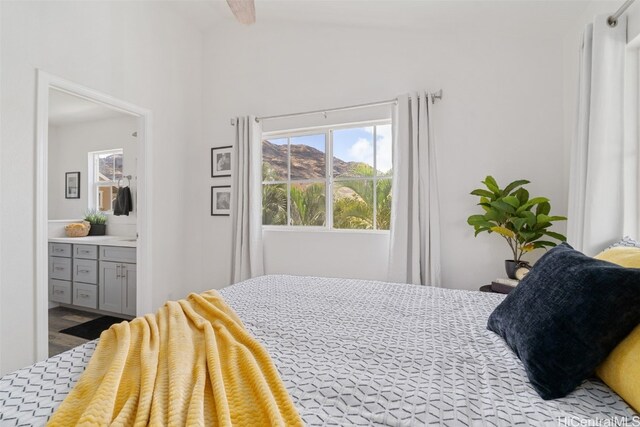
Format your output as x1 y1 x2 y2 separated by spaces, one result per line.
48 236 137 317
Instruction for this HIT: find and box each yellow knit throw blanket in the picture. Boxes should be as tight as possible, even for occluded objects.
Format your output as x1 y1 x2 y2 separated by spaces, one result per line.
47 290 303 426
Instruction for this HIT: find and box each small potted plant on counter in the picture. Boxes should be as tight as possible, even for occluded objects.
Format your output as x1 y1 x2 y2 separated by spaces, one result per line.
467 176 567 279
84 209 107 236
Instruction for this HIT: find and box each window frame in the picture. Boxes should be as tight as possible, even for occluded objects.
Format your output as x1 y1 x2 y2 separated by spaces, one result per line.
87 148 124 214
261 119 392 233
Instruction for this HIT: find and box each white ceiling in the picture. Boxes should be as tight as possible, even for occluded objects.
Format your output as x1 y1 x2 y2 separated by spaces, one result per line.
49 89 128 126
168 0 600 34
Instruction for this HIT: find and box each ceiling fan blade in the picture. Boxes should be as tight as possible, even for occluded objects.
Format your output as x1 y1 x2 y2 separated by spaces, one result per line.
226 0 256 25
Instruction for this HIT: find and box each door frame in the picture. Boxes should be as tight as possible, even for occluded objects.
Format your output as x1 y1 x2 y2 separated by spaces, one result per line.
35 70 153 361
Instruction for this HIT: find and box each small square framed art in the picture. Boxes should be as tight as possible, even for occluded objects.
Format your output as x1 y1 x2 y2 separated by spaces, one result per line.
211 146 232 178
211 185 231 216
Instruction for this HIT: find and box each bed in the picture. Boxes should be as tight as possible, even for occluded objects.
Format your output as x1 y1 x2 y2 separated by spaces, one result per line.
0 275 634 426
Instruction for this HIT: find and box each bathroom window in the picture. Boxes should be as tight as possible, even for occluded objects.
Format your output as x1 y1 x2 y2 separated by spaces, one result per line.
88 149 124 212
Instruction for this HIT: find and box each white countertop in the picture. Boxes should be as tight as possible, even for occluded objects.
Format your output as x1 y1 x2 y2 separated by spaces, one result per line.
48 235 137 248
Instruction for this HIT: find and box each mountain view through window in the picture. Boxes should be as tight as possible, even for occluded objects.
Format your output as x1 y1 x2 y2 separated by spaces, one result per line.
262 123 392 230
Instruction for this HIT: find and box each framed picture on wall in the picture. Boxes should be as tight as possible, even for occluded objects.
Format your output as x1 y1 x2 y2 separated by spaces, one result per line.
211 146 232 178
65 172 81 199
211 185 231 216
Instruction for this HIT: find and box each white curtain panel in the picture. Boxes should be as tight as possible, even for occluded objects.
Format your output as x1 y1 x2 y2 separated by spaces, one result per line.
231 116 264 283
388 92 441 286
568 15 632 255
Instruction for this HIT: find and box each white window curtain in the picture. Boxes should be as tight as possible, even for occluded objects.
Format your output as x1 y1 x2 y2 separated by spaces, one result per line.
388 92 441 286
568 15 635 255
231 116 264 283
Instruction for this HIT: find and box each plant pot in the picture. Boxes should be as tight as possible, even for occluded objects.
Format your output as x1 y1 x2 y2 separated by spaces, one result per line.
505 260 530 280
87 223 106 236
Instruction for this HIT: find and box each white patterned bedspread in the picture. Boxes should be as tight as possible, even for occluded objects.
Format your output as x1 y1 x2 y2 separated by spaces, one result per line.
0 275 635 426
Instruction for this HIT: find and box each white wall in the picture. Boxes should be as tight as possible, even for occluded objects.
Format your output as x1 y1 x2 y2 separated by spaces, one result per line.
188 19 569 294
48 115 138 237
0 1 203 374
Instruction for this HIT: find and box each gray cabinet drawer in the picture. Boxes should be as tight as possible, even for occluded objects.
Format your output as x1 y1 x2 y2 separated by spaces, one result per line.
100 246 136 263
49 256 72 281
49 243 71 258
74 245 98 260
73 283 98 309
49 279 71 304
74 259 98 284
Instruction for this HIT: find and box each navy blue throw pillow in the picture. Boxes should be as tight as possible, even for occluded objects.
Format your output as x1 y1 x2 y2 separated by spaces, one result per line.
487 242 640 400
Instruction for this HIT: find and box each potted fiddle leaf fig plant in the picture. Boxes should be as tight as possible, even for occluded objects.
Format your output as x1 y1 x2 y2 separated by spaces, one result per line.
467 176 567 279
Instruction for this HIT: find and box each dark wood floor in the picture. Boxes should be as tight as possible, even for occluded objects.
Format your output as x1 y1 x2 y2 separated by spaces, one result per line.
48 306 101 357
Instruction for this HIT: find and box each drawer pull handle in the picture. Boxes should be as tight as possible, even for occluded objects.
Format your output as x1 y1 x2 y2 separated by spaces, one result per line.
79 269 90 274
54 267 65 271
54 248 63 252
54 290 64 295
79 293 89 298
81 250 90 254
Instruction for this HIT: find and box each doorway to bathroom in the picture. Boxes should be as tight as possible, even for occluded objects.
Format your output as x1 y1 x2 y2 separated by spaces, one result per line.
35 71 153 360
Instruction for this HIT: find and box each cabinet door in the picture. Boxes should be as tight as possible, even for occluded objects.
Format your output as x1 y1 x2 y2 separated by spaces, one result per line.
74 244 98 260
74 259 98 284
100 246 136 263
49 279 72 304
73 283 98 309
49 256 72 281
99 261 122 313
49 243 71 258
121 263 137 316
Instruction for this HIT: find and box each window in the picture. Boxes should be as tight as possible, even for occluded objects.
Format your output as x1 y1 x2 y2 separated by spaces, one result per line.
88 149 124 213
262 122 392 230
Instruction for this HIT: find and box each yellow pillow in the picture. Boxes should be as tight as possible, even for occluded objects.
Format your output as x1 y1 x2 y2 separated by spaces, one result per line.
594 246 640 268
596 326 640 412
594 246 640 412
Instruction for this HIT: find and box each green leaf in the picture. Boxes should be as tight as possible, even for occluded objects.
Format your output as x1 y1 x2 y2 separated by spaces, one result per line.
519 231 537 240
467 215 489 225
502 196 521 209
517 197 550 212
544 231 567 242
510 217 527 231
490 200 516 214
536 201 551 216
483 176 500 194
533 222 551 231
520 211 536 227
515 188 529 205
503 179 530 196
471 189 495 198
479 197 492 212
484 209 501 222
536 214 550 223
474 227 491 237
477 203 492 212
